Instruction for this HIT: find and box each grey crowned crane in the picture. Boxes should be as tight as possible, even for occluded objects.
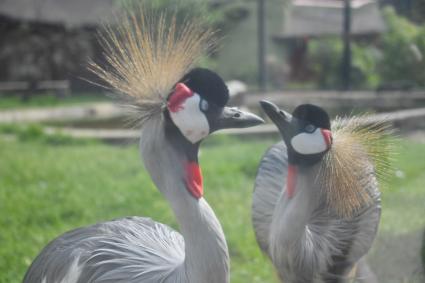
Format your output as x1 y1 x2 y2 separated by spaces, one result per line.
23 9 263 283
253 101 394 283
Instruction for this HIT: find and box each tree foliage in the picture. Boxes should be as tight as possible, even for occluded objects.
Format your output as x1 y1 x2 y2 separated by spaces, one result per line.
306 6 425 90
378 7 425 88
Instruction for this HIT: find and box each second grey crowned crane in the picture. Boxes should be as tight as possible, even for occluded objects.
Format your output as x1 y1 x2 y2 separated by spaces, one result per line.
23 7 263 283
253 101 393 283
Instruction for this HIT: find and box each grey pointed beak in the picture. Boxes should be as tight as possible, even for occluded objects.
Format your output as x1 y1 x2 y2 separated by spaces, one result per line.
212 106 264 131
260 100 296 141
260 100 292 125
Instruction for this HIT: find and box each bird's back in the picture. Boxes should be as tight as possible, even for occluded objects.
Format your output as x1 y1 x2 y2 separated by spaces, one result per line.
252 141 288 254
23 217 185 283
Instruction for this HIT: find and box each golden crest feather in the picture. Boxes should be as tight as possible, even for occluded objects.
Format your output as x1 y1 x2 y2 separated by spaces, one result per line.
318 115 396 218
88 4 215 126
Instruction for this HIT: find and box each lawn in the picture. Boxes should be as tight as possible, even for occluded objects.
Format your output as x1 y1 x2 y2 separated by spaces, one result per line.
0 133 424 283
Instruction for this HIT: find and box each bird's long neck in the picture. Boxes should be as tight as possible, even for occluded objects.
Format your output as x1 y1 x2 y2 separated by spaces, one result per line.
269 163 322 280
140 118 229 283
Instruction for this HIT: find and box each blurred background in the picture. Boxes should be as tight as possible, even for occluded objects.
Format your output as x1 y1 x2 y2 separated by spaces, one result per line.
0 0 424 282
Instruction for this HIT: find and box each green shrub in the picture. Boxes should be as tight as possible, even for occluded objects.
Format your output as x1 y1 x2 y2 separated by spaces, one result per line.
298 7 425 90
351 44 381 88
308 38 382 89
0 123 97 145
43 132 96 146
309 38 343 89
0 124 20 134
378 7 425 88
17 124 44 141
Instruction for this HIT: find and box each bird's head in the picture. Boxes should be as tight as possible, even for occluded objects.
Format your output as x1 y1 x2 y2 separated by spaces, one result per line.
161 68 263 199
260 100 332 166
166 68 264 144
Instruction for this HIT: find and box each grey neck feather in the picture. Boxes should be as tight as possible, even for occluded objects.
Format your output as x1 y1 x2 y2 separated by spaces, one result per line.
139 117 229 283
269 164 323 281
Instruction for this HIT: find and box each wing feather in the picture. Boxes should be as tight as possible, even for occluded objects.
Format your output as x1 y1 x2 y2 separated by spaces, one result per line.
23 217 186 283
252 142 288 253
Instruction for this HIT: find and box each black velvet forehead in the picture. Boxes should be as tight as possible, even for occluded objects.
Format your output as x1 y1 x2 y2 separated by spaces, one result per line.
179 68 229 107
292 104 331 130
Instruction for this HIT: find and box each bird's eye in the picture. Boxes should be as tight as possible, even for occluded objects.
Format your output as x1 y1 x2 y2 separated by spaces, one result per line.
200 99 209 112
304 124 316 133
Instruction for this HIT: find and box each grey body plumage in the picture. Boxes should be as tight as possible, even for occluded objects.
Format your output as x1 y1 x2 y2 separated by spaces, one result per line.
23 217 185 282
253 101 388 283
253 142 381 283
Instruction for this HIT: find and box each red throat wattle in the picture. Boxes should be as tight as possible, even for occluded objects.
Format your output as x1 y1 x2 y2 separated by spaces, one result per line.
321 129 333 148
185 161 203 199
167 83 194 113
286 164 298 198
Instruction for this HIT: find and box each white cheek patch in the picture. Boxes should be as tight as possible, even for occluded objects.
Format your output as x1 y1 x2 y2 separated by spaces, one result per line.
169 94 210 143
290 128 328 155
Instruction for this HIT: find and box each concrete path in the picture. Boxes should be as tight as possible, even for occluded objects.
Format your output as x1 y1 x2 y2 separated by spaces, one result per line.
35 106 425 141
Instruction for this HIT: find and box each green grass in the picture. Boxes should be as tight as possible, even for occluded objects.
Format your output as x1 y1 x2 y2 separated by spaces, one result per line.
379 141 425 234
0 93 107 110
0 135 424 283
